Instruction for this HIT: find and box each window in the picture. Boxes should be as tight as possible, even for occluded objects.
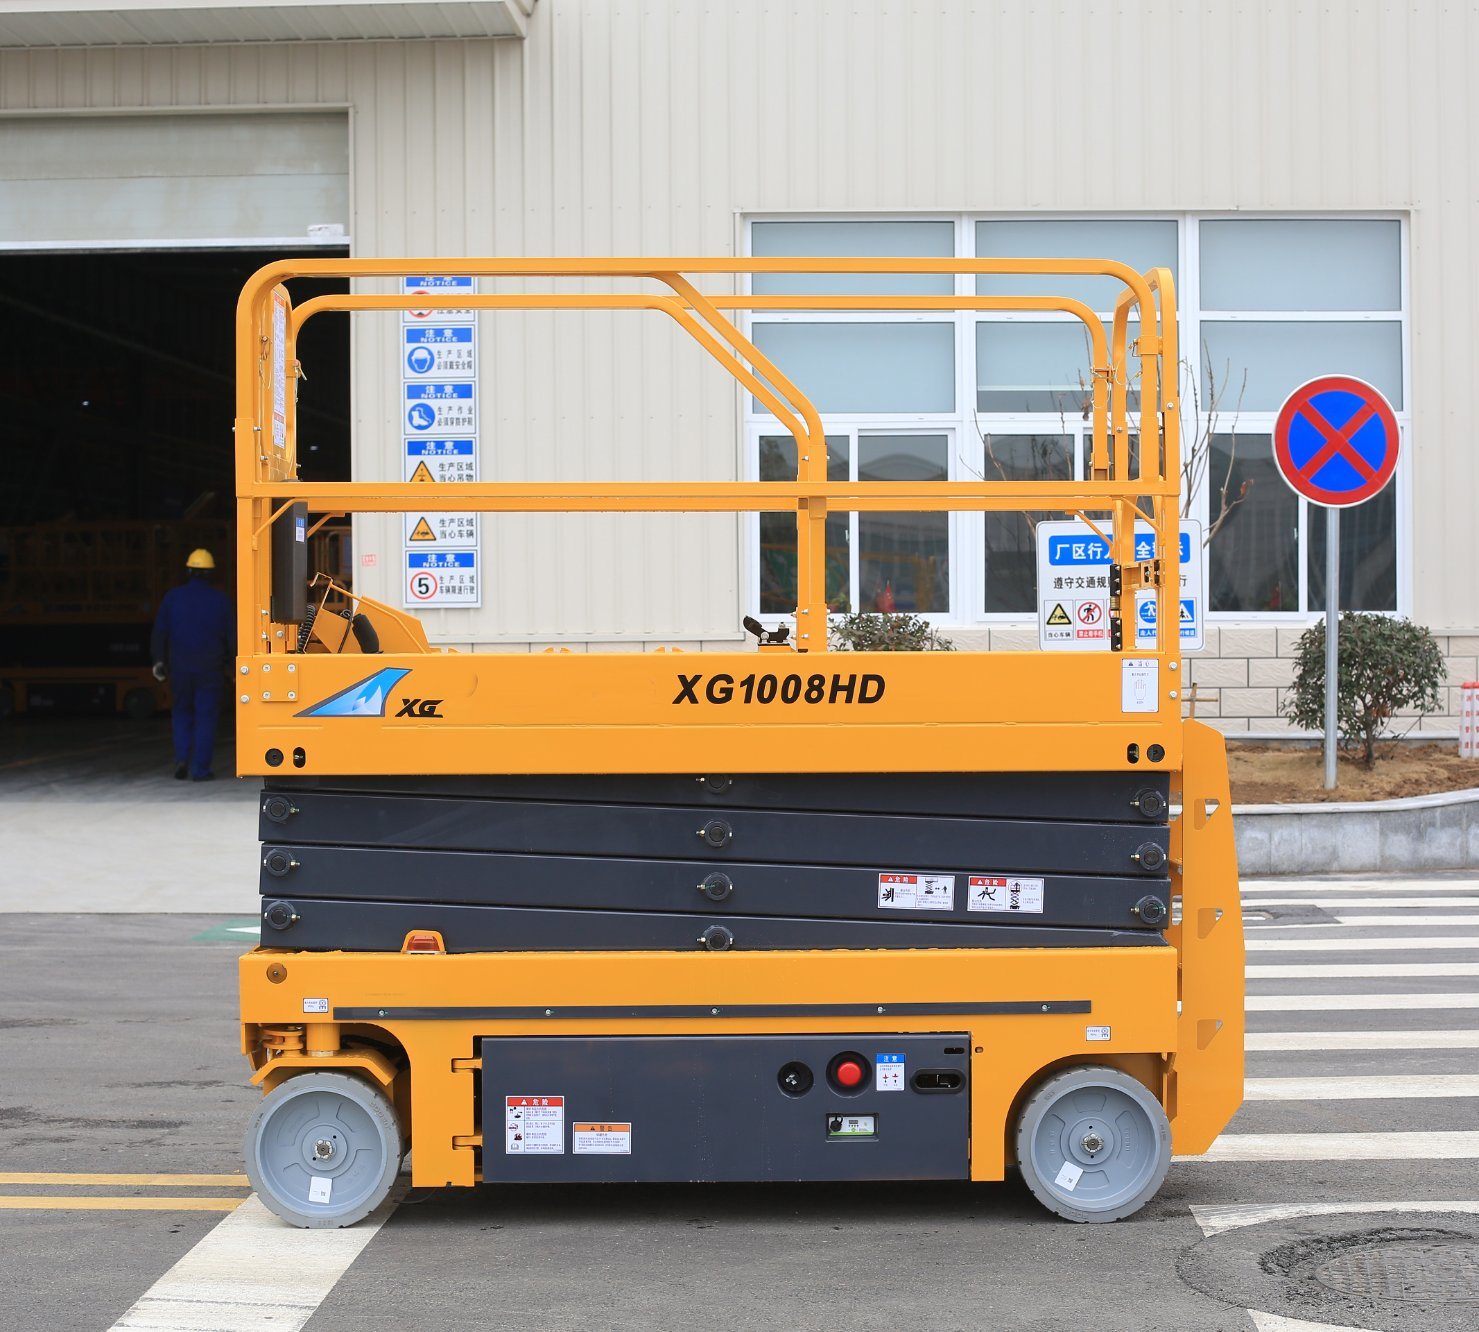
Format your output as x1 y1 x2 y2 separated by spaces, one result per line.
745 215 1407 623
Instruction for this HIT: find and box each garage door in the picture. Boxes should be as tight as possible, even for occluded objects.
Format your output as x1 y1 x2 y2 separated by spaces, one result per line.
0 111 348 249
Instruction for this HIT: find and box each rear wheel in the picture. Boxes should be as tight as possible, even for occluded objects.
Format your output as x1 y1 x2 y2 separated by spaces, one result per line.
244 1071 402 1228
1014 1064 1171 1222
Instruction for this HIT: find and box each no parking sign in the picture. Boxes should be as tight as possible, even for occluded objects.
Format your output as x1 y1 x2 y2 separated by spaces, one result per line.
1273 376 1400 508
1273 375 1400 789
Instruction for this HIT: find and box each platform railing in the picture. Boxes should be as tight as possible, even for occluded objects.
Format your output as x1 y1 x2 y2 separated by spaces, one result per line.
234 258 1178 653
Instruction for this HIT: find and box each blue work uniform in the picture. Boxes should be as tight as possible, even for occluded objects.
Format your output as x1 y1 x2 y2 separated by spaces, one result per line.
151 577 234 779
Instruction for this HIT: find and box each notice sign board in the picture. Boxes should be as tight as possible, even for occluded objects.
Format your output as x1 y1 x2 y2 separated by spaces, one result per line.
1036 519 1205 652
401 277 481 609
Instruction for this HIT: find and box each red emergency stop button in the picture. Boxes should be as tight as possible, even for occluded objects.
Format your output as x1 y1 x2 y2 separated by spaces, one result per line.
827 1052 870 1093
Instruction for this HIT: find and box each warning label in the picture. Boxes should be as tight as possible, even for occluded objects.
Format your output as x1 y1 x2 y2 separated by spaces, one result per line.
876 1053 906 1091
572 1122 632 1155
1074 599 1108 642
967 875 1045 914
408 516 436 542
877 872 956 911
505 1095 564 1154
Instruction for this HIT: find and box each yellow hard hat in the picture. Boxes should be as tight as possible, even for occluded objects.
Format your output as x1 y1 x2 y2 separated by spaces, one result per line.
185 548 216 570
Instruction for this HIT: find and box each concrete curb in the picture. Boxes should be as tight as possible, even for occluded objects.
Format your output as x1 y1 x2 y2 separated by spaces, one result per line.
1233 786 1479 875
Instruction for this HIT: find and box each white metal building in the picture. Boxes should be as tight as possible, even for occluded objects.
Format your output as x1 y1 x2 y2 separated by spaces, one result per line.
2 0 1474 732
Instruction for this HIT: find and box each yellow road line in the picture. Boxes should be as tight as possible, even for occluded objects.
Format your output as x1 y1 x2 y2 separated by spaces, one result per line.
0 1196 243 1212
0 1173 249 1187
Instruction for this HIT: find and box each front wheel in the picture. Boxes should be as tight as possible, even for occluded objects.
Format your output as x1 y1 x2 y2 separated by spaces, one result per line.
1014 1064 1171 1223
244 1071 402 1228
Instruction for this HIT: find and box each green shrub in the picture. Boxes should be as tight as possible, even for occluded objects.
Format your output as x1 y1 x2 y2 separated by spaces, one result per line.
1281 613 1445 766
830 612 955 652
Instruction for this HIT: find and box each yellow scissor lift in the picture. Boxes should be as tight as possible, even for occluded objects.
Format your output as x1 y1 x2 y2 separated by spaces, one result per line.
234 258 1243 1227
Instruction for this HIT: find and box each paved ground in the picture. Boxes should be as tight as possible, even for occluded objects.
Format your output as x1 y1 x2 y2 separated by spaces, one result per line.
2 721 1477 1331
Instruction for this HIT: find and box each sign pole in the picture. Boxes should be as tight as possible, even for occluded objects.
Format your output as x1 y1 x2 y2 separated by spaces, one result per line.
1272 375 1399 794
1324 508 1340 790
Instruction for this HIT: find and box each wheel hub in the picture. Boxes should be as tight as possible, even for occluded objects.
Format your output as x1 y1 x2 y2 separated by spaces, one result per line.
298 1122 349 1173
1064 1115 1119 1166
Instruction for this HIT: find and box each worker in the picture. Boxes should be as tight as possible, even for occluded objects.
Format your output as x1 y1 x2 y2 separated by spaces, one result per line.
151 548 233 782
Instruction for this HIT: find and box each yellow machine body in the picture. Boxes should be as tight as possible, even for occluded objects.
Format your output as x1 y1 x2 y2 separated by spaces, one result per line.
234 257 1243 1198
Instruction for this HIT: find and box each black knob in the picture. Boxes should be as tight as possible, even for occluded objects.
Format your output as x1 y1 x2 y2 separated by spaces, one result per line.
698 819 734 849
1132 842 1167 873
263 848 297 878
698 775 733 794
777 1061 814 1096
1132 895 1168 925
699 872 734 903
263 900 299 931
263 794 295 824
698 925 734 952
1131 788 1167 820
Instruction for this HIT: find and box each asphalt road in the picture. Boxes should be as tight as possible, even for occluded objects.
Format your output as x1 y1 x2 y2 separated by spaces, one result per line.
2 727 1477 1330
4 890 1478 1331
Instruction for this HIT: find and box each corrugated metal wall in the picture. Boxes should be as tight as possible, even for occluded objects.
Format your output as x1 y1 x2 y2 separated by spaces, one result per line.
3 0 1476 638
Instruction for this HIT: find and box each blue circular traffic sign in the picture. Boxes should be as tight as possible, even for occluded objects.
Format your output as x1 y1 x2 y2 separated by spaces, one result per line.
1273 375 1400 508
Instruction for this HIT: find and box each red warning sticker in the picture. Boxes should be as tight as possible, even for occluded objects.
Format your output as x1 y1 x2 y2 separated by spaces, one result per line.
877 872 956 911
505 1095 565 1154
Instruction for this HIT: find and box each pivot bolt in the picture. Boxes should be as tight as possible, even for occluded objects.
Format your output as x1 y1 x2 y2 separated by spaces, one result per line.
1080 1130 1105 1155
312 1138 336 1161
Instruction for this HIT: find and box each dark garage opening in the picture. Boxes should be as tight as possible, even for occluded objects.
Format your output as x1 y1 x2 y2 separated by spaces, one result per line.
0 249 350 726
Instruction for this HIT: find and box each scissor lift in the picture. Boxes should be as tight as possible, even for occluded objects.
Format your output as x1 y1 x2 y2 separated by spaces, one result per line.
235 258 1243 1227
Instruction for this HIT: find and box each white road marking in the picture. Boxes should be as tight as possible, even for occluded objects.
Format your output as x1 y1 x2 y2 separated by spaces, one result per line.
1238 896 1479 908
1193 1199 1479 1237
1179 1131 1479 1162
110 1191 401 1332
1244 1074 1479 1100
1246 915 1479 929
1247 992 1479 1011
1246 1029 1479 1050
1246 936 1479 952
1236 881 1479 887
1250 1313 1377 1332
1248 962 1479 978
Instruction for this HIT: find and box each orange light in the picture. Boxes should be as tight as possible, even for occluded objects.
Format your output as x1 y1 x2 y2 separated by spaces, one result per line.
401 930 446 954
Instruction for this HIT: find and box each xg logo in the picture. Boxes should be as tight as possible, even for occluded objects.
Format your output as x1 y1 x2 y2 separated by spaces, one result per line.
395 698 444 718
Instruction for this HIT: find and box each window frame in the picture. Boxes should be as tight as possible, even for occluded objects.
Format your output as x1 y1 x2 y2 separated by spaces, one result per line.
741 211 1411 628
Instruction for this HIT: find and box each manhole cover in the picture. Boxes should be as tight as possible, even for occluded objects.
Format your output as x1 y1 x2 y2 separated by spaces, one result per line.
1177 1212 1479 1332
1314 1241 1479 1303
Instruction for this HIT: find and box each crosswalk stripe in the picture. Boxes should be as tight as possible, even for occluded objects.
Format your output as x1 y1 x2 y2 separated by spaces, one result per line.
1249 1312 1375 1332
1248 962 1479 978
1192 1199 1479 1237
1245 1029 1479 1050
1246 916 1479 929
1242 881 1479 893
1246 936 1479 952
1247 992 1479 1010
1179 1131 1479 1161
1238 897 1479 908
110 1191 402 1332
1244 1075 1479 1100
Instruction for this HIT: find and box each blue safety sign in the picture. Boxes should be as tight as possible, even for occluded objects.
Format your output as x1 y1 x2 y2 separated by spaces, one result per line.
402 274 477 325
1273 375 1400 509
404 325 476 378
1036 520 1205 652
405 382 476 433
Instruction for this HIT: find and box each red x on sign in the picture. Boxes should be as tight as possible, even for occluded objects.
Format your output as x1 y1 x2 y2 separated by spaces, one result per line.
1273 375 1400 508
